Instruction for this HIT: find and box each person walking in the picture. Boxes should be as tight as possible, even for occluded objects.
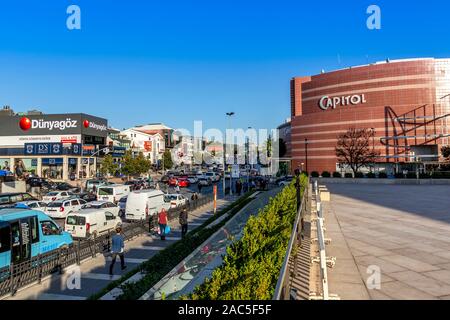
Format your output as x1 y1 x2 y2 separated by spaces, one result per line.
109 227 126 276
158 207 168 240
198 182 202 194
179 208 189 238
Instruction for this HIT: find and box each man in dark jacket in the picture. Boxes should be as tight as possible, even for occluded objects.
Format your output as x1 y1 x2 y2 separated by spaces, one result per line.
179 208 188 238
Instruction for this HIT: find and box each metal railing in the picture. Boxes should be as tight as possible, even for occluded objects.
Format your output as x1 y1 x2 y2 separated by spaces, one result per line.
273 181 309 300
0 193 214 299
310 181 338 300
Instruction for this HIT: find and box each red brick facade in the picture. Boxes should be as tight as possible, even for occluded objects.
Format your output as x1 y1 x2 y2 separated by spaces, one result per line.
290 58 450 173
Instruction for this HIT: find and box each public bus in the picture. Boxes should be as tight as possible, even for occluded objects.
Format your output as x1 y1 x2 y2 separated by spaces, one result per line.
0 208 73 270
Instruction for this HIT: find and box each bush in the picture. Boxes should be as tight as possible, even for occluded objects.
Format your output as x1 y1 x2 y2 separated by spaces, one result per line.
355 172 364 178
367 172 376 179
394 172 404 179
378 172 388 179
183 175 309 300
311 171 320 178
321 171 331 178
431 171 450 179
332 172 342 178
344 173 353 178
406 172 417 179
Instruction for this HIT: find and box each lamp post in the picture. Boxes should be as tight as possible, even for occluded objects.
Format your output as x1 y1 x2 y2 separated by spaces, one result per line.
371 128 375 173
225 112 235 197
304 138 309 175
81 146 110 193
294 168 301 211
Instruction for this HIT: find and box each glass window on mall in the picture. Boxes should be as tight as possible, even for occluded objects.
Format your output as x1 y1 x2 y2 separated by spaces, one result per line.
42 158 64 180
0 159 11 171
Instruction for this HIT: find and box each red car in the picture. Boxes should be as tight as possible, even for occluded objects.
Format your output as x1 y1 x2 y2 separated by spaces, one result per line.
168 177 178 186
178 178 190 188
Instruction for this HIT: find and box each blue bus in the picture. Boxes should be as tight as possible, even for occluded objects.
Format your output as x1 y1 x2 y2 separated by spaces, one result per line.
0 208 73 269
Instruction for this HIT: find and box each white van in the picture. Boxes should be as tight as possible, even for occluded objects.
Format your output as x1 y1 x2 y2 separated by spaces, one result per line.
65 209 122 239
97 184 130 204
125 190 171 222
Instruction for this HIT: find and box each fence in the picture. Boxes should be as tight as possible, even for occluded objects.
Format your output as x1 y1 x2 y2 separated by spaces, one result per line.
0 193 214 299
273 181 309 300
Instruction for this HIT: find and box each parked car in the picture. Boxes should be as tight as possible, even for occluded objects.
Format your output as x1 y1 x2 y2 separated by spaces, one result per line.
65 209 122 239
54 182 79 192
168 177 178 187
15 200 48 212
97 184 130 203
26 177 55 189
44 198 86 219
42 191 74 203
164 194 189 209
177 178 190 188
205 172 220 182
0 192 37 208
0 208 73 269
125 190 171 221
85 179 109 192
198 177 212 187
278 176 293 187
76 192 98 203
118 196 127 217
187 176 198 184
81 200 121 217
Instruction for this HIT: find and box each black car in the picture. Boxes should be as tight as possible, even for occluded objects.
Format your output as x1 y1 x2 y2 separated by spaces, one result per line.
26 177 56 189
55 182 79 192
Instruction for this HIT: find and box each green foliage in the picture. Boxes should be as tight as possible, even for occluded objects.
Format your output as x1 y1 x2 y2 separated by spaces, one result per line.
184 175 308 300
442 146 450 159
332 172 342 178
378 172 388 178
100 154 119 176
321 171 331 178
311 171 319 178
163 150 173 170
120 150 151 176
355 172 364 178
344 173 353 178
367 172 376 178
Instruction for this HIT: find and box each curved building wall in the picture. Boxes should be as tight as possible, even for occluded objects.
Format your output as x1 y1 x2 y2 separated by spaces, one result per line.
290 58 450 173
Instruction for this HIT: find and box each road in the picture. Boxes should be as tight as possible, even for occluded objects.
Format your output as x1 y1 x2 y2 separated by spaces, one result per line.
5 195 239 300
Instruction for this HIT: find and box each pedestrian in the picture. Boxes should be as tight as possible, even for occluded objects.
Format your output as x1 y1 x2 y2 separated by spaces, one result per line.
179 208 188 238
109 227 126 276
158 207 168 240
198 182 202 194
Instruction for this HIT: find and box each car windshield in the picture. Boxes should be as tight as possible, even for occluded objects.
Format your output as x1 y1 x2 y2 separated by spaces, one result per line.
119 197 127 203
47 202 63 207
98 188 113 195
83 203 101 209
166 195 178 201
66 215 86 226
46 192 59 196
206 173 213 176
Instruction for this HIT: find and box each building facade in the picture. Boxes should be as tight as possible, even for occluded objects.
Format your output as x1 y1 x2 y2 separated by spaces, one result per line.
290 58 450 174
120 128 165 165
0 111 108 180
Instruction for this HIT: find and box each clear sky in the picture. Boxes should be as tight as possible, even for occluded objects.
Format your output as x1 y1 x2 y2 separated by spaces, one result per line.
0 0 449 134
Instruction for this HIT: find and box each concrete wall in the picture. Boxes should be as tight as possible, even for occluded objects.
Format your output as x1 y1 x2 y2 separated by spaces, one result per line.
1 180 27 193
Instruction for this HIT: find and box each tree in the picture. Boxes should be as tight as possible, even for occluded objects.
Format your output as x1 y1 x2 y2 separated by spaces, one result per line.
121 150 136 177
100 154 118 177
442 146 450 160
335 128 379 176
163 150 173 170
134 152 152 176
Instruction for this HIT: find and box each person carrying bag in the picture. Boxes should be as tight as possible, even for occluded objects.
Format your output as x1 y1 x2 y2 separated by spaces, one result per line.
158 208 168 240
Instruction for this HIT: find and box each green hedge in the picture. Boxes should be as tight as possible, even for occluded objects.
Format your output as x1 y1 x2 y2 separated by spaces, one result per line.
88 191 256 300
183 174 308 300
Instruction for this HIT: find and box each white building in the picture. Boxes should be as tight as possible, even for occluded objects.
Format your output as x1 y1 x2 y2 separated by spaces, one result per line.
120 128 165 165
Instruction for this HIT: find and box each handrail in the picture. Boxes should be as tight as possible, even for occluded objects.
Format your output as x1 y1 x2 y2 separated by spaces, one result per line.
273 181 308 300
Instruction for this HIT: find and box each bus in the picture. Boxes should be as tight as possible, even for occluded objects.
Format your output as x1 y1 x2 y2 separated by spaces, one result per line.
0 208 73 270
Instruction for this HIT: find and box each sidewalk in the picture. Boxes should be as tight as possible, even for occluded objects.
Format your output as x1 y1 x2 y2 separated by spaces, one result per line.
5 196 238 300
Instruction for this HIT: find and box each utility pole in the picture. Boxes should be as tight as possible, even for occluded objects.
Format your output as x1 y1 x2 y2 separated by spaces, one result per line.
225 112 235 197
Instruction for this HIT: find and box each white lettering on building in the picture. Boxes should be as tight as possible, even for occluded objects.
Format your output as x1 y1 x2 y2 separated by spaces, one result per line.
319 94 367 111
31 119 78 131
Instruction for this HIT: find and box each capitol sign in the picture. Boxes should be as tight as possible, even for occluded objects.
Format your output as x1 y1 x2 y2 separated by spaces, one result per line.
319 94 367 111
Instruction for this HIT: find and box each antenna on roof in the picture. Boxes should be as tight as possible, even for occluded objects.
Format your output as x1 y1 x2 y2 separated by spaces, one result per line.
386 58 390 63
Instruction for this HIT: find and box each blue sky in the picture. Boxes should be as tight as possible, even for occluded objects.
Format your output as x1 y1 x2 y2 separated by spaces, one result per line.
0 0 449 133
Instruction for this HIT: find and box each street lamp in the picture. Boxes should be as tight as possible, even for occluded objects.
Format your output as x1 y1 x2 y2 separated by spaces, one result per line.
304 138 309 175
371 128 375 173
224 112 235 197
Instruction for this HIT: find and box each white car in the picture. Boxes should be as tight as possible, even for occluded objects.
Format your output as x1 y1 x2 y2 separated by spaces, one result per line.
42 191 74 203
164 194 189 209
65 209 122 239
45 198 87 219
187 176 198 184
16 201 48 212
81 201 121 217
